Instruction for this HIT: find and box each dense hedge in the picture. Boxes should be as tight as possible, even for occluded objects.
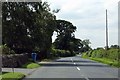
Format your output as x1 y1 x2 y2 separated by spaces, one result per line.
51 48 76 57
83 48 119 60
82 48 120 67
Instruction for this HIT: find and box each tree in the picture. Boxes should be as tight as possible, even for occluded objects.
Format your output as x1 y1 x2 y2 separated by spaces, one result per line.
2 2 56 58
80 39 92 52
110 45 119 49
70 38 83 53
2 2 32 53
53 20 78 54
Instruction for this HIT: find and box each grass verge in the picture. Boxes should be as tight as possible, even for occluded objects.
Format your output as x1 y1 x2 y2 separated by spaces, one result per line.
90 58 119 67
83 56 120 67
1 72 25 80
22 62 40 69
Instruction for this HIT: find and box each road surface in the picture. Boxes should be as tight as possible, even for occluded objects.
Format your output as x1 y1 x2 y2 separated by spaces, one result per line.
24 55 119 80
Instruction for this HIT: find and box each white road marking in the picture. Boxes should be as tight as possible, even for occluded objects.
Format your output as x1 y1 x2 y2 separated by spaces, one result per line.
77 67 80 71
70 58 89 80
71 58 73 62
85 77 89 80
81 75 89 80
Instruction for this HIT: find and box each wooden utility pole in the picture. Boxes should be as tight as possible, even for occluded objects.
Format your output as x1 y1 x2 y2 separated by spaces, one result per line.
106 9 108 50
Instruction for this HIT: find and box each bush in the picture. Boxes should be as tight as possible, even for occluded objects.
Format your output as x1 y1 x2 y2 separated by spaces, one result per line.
26 63 40 69
22 62 40 69
82 47 120 67
87 50 93 57
86 48 119 60
107 49 119 60
51 48 75 57
89 49 108 58
2 72 25 80
2 44 16 54
82 52 88 58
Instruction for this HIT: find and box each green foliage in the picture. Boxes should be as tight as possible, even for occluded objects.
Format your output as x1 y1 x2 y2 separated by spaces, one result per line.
53 21 91 54
107 49 119 60
110 45 119 49
53 20 82 54
51 48 75 57
87 50 93 57
2 44 15 54
84 48 119 60
82 52 88 58
26 63 40 69
22 62 40 69
91 49 106 58
2 1 56 58
82 47 120 67
2 72 25 80
90 58 120 67
80 39 92 52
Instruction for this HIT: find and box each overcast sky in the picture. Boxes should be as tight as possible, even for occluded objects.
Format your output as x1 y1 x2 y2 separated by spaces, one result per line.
44 0 119 49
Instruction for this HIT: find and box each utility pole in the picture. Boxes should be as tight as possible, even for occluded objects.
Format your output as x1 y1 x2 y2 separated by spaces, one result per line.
106 9 108 50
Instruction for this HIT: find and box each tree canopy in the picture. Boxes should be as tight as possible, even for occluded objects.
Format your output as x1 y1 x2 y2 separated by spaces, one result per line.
53 20 91 53
53 20 84 53
2 1 92 59
2 2 56 58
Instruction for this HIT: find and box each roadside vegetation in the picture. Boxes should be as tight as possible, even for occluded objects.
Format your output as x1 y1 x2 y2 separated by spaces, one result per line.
2 1 91 60
3 0 119 79
50 48 75 57
1 72 25 80
82 45 120 67
21 59 40 69
22 62 40 69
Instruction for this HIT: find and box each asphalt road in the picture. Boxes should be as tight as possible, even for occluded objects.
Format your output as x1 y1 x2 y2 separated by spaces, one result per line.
24 55 119 80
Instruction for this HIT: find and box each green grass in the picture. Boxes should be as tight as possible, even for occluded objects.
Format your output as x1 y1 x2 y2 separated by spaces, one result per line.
0 74 1 79
1 72 25 80
82 48 120 68
83 56 120 67
89 58 120 67
22 62 40 69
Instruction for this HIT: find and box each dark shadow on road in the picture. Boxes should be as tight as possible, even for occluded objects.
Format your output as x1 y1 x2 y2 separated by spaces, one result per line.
39 62 109 67
23 78 119 80
23 78 87 80
55 60 97 63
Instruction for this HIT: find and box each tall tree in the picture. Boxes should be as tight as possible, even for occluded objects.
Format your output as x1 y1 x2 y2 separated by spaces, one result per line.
53 20 78 53
2 2 56 58
69 38 83 53
2 2 32 53
80 39 91 52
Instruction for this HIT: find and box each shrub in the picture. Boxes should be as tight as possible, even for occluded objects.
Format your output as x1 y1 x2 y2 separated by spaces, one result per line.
82 47 120 67
107 49 119 60
22 62 40 69
87 50 93 57
90 49 107 58
2 44 15 54
83 48 119 61
2 72 25 80
82 52 88 58
91 50 97 58
96 49 105 58
51 48 74 57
